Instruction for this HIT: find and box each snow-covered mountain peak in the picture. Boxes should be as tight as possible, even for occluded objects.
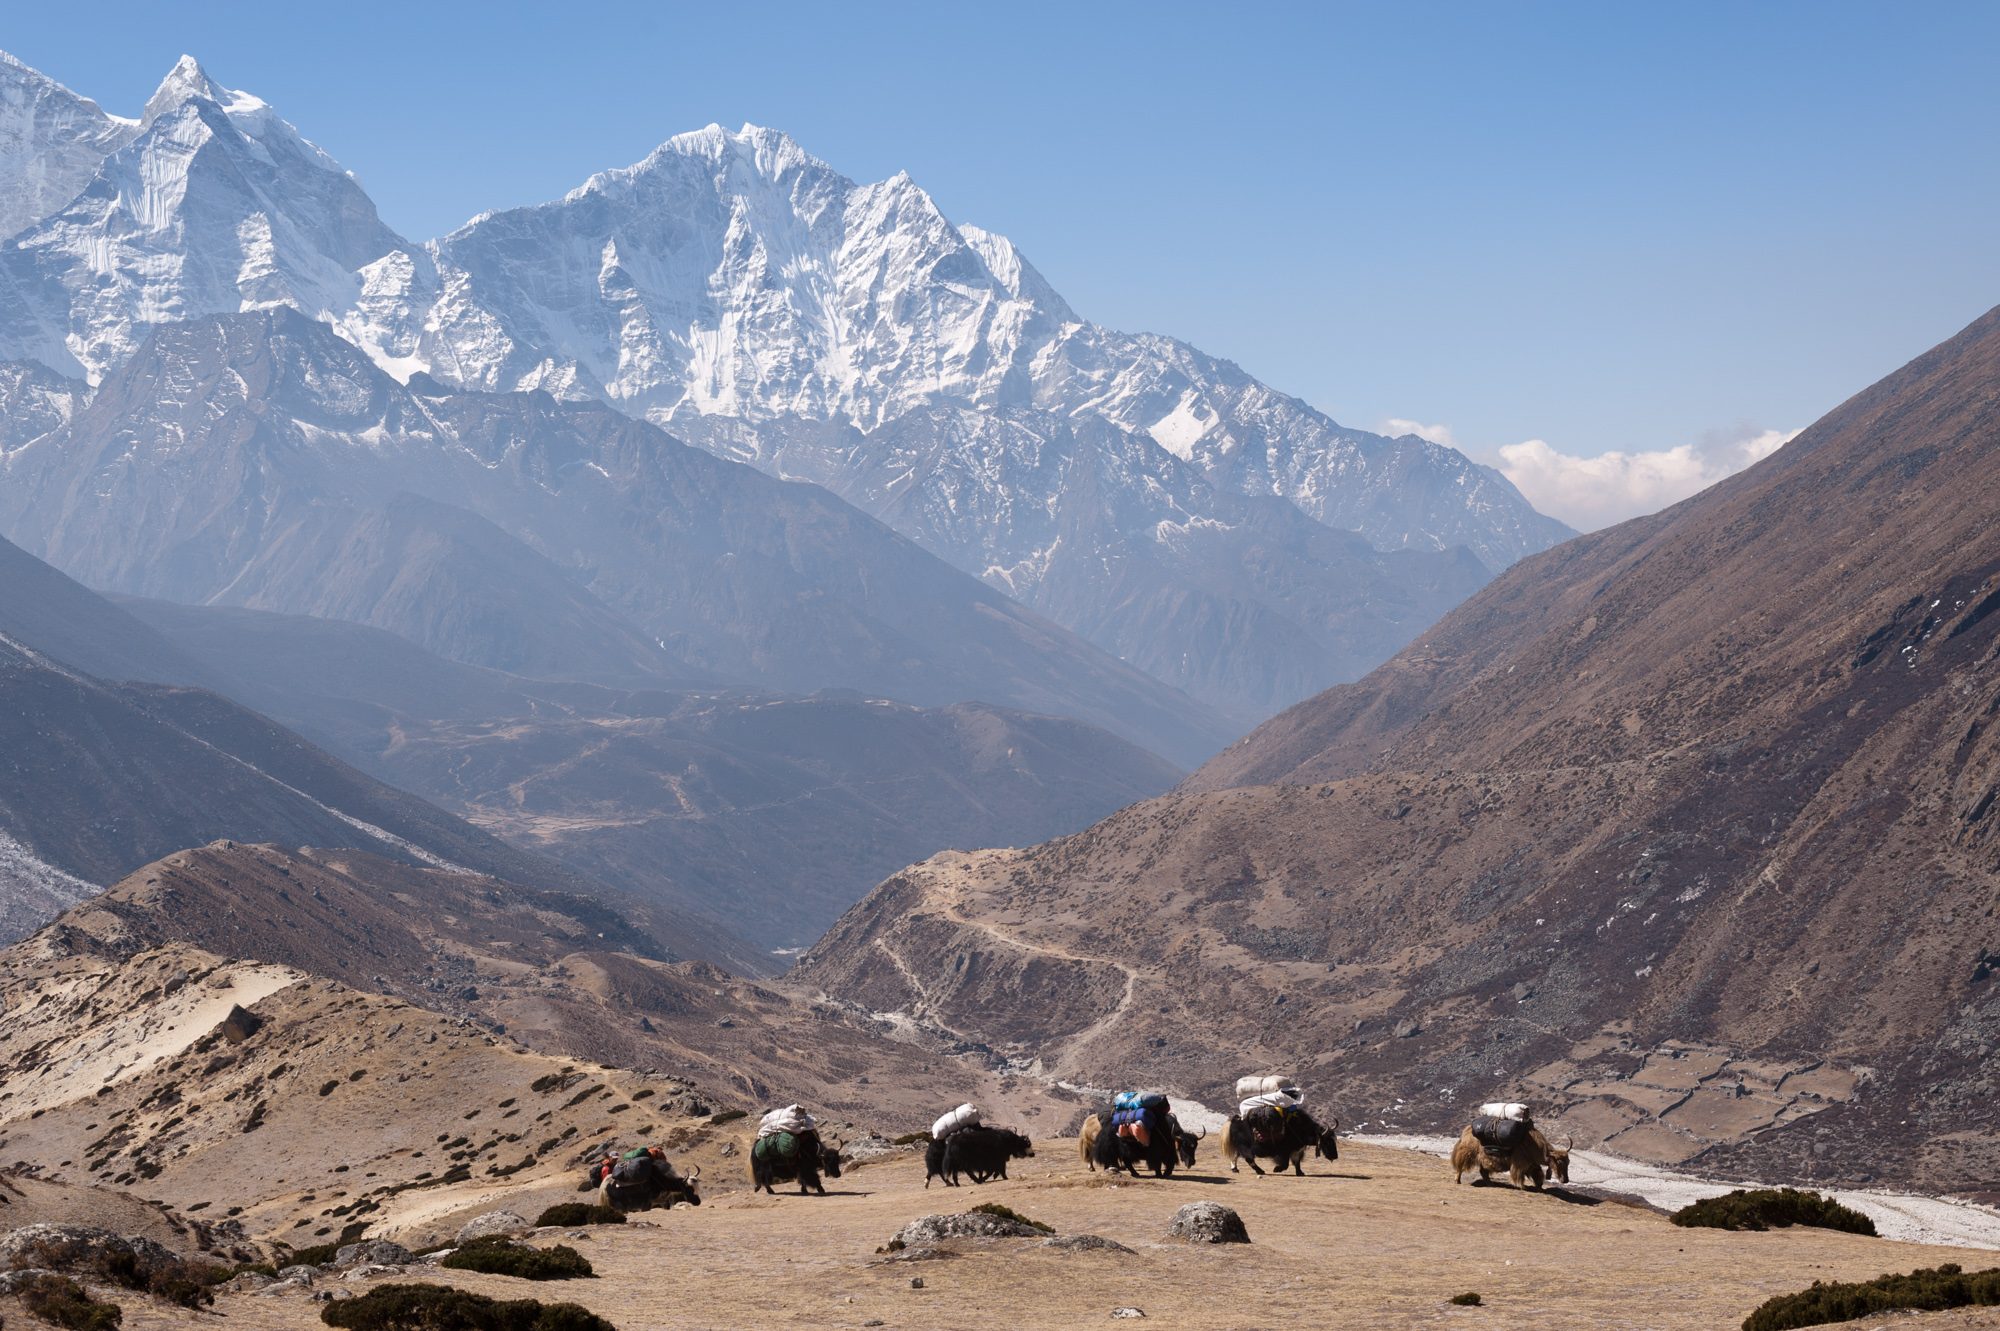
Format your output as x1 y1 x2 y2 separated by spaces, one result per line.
142 55 241 125
0 52 414 382
958 224 1076 319
0 49 139 238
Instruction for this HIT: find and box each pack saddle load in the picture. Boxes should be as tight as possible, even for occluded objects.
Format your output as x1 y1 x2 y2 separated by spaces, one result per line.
758 1103 817 1138
1235 1074 1299 1099
1110 1090 1170 1146
1470 1102 1534 1155
932 1103 980 1140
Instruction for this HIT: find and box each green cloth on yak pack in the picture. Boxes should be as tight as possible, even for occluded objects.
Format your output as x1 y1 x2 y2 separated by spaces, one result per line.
754 1131 800 1163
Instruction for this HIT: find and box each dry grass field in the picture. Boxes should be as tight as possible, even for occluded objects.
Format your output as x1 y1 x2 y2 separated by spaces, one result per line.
91 1139 2000 1331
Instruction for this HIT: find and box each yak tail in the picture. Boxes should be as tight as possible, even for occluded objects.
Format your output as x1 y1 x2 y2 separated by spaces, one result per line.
1078 1114 1100 1170
1218 1122 1239 1166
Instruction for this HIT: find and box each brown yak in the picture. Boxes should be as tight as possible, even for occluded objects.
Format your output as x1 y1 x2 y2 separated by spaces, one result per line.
1450 1125 1570 1189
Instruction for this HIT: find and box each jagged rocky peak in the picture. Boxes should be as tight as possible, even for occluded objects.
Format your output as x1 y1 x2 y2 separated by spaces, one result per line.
0 49 139 238
140 54 232 124
0 50 417 384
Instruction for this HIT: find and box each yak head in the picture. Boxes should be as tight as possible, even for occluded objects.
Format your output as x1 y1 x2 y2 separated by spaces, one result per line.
1173 1119 1206 1168
819 1142 844 1179
997 1128 1035 1159
1314 1117 1341 1161
1546 1142 1571 1184
664 1162 702 1206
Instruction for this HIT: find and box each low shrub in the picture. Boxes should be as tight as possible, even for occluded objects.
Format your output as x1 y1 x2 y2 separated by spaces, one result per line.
969 1203 1052 1234
440 1237 594 1281
320 1282 617 1331
891 1132 931 1146
1449 1291 1482 1306
287 1222 372 1268
1672 1188 1876 1236
14 1273 123 1331
140 1258 226 1309
8 1236 221 1310
1742 1263 2000 1331
532 1204 627 1229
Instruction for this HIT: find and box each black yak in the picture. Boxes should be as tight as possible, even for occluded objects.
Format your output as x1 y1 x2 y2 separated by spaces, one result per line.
749 1128 843 1196
925 1126 1034 1188
599 1154 700 1210
1220 1106 1339 1176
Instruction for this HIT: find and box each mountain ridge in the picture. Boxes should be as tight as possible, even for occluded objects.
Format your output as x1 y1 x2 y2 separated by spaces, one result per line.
796 302 2000 1194
0 50 1569 722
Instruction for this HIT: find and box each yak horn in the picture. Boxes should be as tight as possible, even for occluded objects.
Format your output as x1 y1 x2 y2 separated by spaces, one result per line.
685 1164 701 1180
1195 1126 1207 1139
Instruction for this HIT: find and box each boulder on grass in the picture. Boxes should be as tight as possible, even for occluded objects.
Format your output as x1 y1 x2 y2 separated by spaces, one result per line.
1167 1202 1249 1244
455 1210 529 1244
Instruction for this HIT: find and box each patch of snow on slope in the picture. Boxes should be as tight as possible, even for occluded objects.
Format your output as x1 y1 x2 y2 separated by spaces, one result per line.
0 829 98 943
1356 1134 2000 1250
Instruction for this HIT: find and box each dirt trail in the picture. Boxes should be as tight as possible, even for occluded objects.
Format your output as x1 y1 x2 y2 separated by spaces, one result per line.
932 856 1141 1064
117 1139 2000 1331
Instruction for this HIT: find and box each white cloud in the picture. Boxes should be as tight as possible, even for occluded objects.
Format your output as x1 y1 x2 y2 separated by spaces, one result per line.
1381 418 1457 447
1493 426 1800 531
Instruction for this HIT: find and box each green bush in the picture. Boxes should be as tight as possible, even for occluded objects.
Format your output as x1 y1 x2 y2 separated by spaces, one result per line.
441 1237 594 1281
14 1273 123 1331
320 1282 617 1331
1672 1188 1876 1236
969 1203 1052 1234
1449 1291 1482 1306
533 1204 627 1228
1742 1263 2000 1330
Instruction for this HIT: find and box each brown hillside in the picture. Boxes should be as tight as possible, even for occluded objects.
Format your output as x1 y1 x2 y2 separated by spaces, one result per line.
0 841 1083 1247
798 306 2000 1193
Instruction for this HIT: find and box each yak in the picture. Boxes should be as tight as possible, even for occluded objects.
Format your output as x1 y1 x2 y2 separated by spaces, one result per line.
598 1155 700 1211
1087 1109 1203 1178
1451 1124 1568 1189
1220 1106 1340 1176
749 1128 844 1196
925 1126 1034 1188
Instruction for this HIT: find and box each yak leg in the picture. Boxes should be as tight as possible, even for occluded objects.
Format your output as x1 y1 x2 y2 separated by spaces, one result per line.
1291 1148 1307 1176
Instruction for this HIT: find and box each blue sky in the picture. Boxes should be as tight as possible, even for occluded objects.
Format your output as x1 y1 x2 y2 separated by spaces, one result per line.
9 1 1999 527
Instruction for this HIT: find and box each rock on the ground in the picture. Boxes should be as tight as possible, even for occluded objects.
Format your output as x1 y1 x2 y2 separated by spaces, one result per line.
881 1244 956 1263
1112 1310 1147 1320
456 1210 530 1243
894 1212 1046 1245
219 1271 275 1292
331 1239 414 1269
1043 1234 1135 1254
1168 1202 1249 1244
0 1223 178 1273
842 1133 916 1164
256 1265 317 1294
0 1268 59 1295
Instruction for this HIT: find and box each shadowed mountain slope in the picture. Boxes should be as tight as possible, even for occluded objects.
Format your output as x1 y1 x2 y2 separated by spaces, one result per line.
0 309 1231 765
118 595 1183 953
798 305 2000 1194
